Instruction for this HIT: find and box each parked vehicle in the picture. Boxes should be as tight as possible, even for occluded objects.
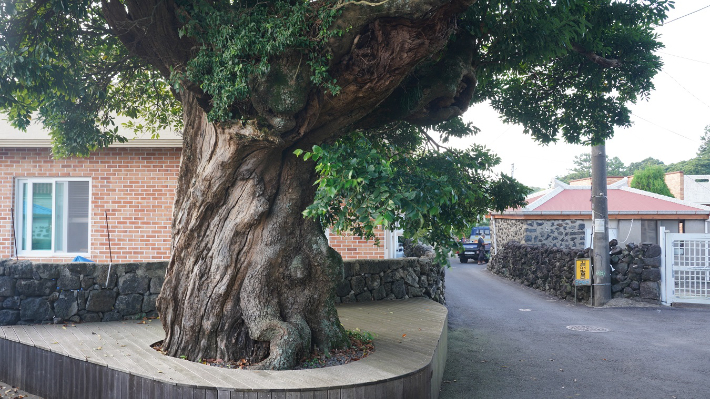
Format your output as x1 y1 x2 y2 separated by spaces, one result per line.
456 226 491 263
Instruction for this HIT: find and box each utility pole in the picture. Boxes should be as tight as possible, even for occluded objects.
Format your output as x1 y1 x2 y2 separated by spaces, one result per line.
591 144 611 306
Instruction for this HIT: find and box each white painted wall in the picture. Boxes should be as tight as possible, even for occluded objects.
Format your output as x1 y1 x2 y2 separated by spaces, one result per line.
683 175 710 206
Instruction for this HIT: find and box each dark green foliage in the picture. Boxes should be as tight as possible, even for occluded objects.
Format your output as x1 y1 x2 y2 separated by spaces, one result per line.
175 0 342 121
631 165 673 197
297 124 528 263
0 0 673 262
465 0 671 145
0 0 182 156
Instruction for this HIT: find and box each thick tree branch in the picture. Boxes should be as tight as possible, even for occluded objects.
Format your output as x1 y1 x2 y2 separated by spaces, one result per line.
572 44 620 68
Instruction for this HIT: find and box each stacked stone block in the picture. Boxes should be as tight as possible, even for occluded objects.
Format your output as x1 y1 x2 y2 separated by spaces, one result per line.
522 220 587 249
488 241 592 302
609 240 662 301
0 259 165 325
0 257 445 326
335 258 445 305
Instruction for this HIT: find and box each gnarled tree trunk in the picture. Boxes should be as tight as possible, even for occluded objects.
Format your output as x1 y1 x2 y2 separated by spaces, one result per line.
156 94 347 369
104 0 477 370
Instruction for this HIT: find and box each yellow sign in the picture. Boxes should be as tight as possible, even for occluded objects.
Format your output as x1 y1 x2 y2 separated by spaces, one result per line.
575 258 591 286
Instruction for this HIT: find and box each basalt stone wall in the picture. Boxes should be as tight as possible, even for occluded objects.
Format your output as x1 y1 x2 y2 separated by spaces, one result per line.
0 257 445 325
0 259 166 325
335 258 446 305
609 240 662 301
489 240 662 303
522 219 587 249
488 241 592 302
492 219 526 252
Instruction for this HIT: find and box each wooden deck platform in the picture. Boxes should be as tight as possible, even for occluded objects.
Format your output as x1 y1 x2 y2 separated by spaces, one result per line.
0 298 447 399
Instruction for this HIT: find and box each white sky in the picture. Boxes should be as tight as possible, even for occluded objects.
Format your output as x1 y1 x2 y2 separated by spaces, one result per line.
448 2 710 189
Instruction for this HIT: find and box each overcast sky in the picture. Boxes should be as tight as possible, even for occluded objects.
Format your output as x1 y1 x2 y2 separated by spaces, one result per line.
448 2 710 189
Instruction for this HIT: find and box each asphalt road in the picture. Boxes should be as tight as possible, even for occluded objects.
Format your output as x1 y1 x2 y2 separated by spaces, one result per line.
439 259 710 399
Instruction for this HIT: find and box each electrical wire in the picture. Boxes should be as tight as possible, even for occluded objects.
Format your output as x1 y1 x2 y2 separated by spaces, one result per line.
662 71 710 110
630 112 697 142
663 4 710 24
659 51 710 66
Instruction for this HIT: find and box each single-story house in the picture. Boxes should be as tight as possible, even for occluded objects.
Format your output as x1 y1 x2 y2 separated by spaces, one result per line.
491 179 710 254
570 171 710 207
0 121 398 262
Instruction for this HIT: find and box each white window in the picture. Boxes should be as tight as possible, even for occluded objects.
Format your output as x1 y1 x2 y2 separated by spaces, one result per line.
15 178 90 256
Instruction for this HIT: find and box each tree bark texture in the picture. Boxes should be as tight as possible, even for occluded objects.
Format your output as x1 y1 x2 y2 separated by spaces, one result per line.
156 94 350 369
103 0 478 369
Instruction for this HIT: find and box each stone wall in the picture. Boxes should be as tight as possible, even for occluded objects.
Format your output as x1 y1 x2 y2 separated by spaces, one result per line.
0 260 165 325
335 258 445 305
492 219 526 253
488 240 662 303
488 242 592 302
609 240 662 300
521 219 587 249
0 257 444 325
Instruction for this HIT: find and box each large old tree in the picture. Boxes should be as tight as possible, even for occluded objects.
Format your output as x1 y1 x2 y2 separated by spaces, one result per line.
0 0 671 368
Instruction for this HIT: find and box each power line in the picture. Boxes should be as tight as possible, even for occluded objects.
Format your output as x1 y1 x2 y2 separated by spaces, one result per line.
630 112 696 142
662 70 710 110
659 51 710 66
663 4 710 24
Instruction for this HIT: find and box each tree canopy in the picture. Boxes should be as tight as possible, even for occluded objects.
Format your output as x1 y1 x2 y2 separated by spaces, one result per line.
631 165 674 197
0 0 675 369
0 0 673 260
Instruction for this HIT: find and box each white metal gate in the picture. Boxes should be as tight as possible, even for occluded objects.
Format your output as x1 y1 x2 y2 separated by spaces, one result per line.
662 230 710 305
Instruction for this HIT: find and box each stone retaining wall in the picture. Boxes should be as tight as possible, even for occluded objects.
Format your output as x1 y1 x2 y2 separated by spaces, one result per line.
0 257 444 325
488 241 662 303
0 260 165 325
488 242 593 302
335 258 445 305
521 219 587 249
609 240 662 300
491 219 525 252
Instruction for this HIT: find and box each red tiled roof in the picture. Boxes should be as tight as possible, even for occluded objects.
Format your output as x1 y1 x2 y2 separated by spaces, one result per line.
534 189 705 212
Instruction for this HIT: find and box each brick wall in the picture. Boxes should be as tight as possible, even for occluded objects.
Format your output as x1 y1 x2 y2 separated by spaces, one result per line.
664 171 684 200
328 229 386 259
569 176 626 186
0 147 181 263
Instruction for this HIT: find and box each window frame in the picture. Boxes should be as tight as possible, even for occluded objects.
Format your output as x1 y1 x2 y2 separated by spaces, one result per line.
14 177 92 257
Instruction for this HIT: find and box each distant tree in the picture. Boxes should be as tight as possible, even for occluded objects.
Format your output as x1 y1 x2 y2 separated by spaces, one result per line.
666 157 710 175
627 157 665 175
607 156 628 176
557 153 627 183
665 126 710 175
697 125 710 157
631 165 674 197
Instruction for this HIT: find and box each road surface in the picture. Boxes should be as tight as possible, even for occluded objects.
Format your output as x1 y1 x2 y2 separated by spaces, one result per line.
440 260 710 399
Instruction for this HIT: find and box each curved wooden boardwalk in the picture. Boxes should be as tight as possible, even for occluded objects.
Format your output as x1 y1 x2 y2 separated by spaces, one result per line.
0 298 447 399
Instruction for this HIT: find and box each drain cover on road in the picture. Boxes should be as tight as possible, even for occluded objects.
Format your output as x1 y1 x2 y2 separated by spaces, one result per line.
566 325 610 333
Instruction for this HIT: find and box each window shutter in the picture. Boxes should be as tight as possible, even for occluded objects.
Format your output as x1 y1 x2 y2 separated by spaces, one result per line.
67 181 90 253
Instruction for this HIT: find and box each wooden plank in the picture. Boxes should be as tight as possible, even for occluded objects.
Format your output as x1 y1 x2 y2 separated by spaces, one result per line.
128 373 141 399
382 377 403 398
217 388 232 399
193 387 208 399
327 389 340 399
141 377 157 399
205 387 218 399
312 390 328 399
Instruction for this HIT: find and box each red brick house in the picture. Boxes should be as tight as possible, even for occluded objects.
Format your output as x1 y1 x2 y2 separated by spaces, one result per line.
0 122 396 262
